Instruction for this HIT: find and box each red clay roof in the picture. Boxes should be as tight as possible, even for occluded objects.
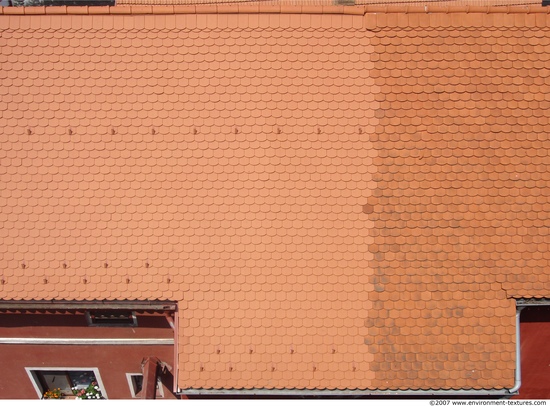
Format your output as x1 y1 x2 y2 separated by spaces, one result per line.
0 4 549 392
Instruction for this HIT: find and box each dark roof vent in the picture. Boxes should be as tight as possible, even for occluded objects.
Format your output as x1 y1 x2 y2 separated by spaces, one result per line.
85 310 138 327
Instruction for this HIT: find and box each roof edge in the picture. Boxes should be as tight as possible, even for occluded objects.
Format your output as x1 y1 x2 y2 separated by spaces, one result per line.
517 298 550 307
0 299 177 311
1 4 549 15
177 388 514 397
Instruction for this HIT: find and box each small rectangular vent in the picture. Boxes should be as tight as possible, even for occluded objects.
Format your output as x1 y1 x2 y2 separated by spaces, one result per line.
85 311 137 327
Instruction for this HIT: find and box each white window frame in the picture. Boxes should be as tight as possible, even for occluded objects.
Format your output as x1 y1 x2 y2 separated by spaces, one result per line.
125 373 164 398
25 367 108 399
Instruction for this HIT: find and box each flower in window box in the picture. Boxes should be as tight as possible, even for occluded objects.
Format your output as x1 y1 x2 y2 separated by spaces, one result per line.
43 388 63 399
72 382 103 400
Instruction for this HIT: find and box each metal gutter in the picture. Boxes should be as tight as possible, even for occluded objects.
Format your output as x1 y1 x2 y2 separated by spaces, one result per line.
0 300 176 311
0 337 174 345
177 388 511 397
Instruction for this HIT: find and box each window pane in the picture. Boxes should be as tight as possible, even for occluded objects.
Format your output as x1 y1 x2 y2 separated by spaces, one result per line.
67 371 97 390
132 375 143 395
40 372 72 395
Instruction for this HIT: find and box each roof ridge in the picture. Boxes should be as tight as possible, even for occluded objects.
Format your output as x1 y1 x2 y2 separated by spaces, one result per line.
1 3 549 15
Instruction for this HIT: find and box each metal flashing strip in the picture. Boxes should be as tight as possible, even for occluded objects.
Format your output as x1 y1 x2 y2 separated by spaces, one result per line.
0 300 177 311
177 389 512 397
0 337 174 345
516 298 550 307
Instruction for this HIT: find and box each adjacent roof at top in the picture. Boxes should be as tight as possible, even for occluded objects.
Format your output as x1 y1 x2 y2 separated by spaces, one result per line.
0 2 549 393
115 0 544 6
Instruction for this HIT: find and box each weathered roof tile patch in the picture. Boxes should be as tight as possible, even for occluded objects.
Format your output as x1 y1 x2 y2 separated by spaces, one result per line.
366 24 549 390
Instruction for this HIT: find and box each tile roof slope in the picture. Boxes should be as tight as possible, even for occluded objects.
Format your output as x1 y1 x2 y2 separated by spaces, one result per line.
0 5 548 392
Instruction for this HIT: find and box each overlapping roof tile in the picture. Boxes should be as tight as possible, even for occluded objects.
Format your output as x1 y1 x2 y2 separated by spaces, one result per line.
0 4 548 392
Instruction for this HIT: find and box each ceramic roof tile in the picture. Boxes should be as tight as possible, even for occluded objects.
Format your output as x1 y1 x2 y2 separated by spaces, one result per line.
0 3 549 394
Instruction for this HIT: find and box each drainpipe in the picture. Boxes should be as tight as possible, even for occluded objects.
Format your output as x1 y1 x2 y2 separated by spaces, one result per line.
507 306 524 395
173 308 181 399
